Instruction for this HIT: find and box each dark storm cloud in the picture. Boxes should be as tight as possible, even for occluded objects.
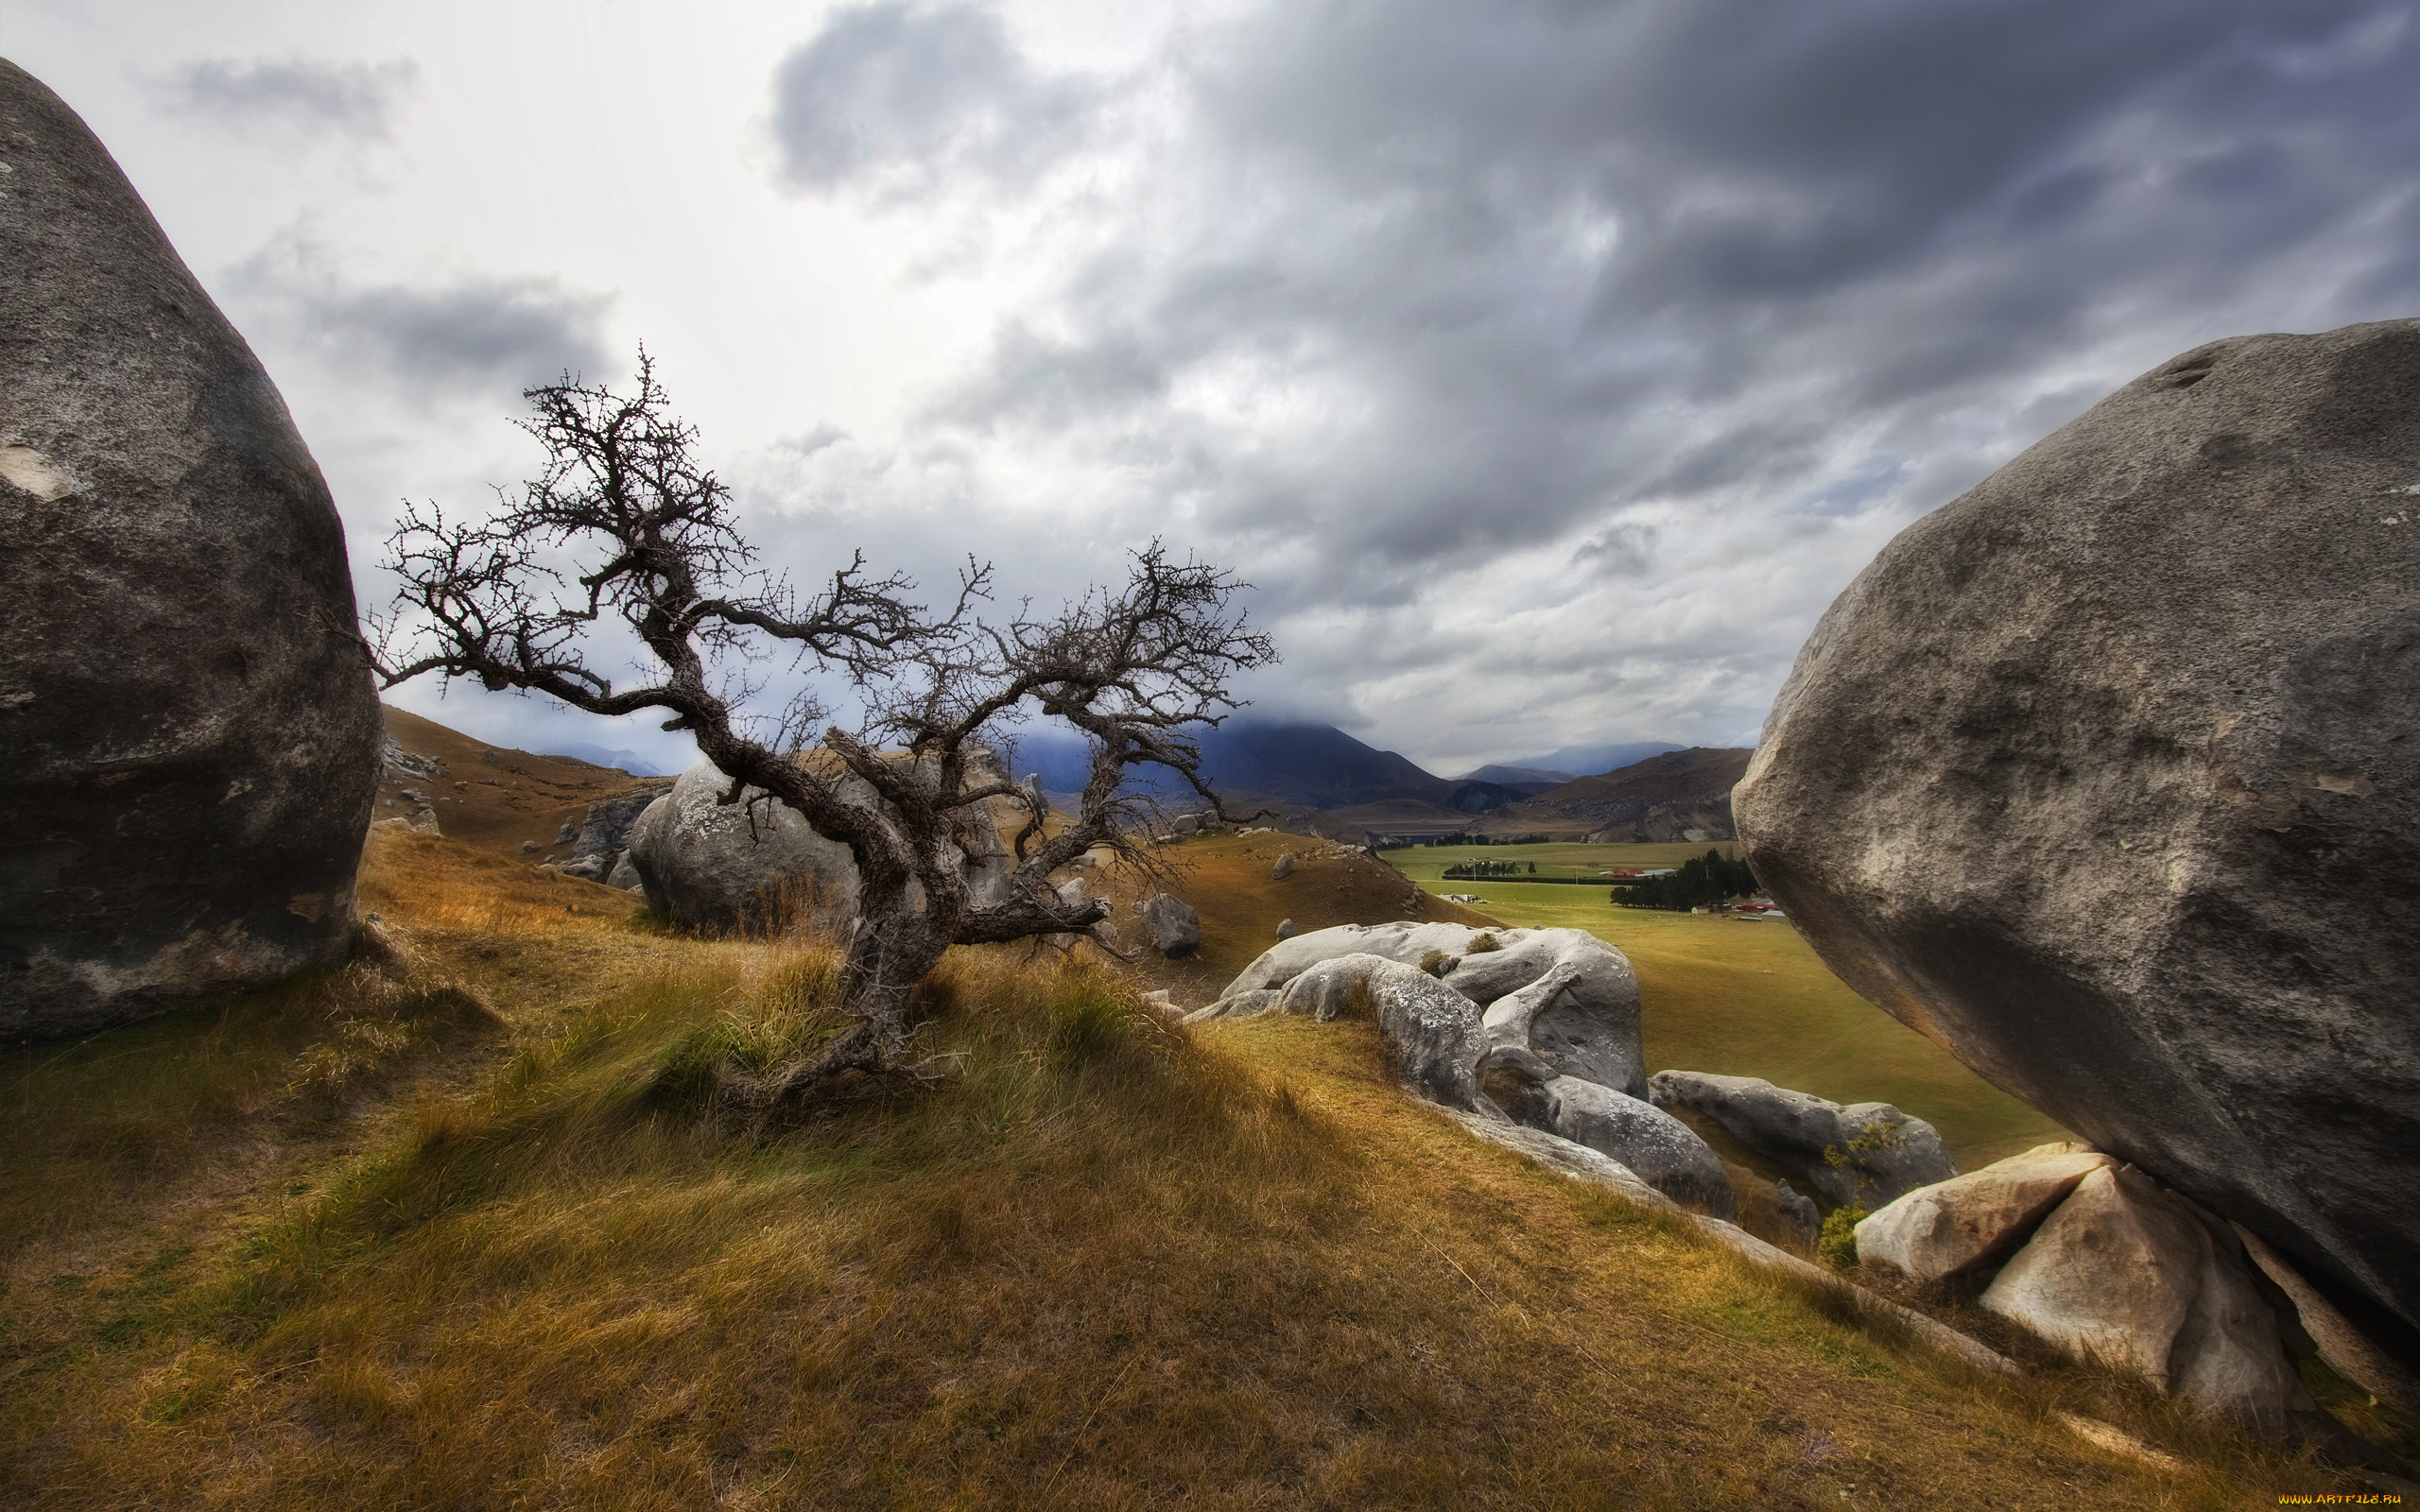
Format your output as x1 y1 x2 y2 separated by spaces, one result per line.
767 1 1104 198
160 58 420 141
763 0 2420 757
229 235 616 400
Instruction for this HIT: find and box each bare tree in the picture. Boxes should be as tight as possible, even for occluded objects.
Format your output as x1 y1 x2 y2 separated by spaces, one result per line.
373 352 1275 1094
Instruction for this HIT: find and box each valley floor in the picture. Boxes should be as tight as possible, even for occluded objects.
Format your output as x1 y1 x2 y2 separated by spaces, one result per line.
0 830 2382 1508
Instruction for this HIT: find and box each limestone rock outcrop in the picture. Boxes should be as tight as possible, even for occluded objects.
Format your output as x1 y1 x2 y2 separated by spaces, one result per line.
1734 319 2420 1330
1855 1143 2114 1283
1648 1071 1956 1209
1 61 380 1037
1980 1165 2309 1434
625 756 1012 933
1217 922 1645 1097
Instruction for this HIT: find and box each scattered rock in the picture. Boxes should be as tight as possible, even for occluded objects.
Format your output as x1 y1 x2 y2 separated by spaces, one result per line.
1492 1047 1734 1216
1271 851 1295 880
1648 1071 1956 1208
1142 893 1201 957
1055 878 1087 910
0 60 381 1039
604 851 642 891
522 840 541 854
624 755 1014 933
382 737 440 782
1733 319 2420 1331
1856 1142 2114 1283
1274 918 1297 939
1981 1164 2308 1433
1172 812 1201 836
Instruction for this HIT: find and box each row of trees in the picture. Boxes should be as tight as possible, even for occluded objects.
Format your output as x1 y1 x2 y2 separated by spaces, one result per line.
1610 850 1759 912
1442 860 1534 879
370 354 1274 1097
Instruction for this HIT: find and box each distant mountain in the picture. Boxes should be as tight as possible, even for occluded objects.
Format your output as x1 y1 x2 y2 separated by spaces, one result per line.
1001 719 1454 810
548 742 672 776
1456 763 1578 786
1475 747 1754 842
1512 741 1687 779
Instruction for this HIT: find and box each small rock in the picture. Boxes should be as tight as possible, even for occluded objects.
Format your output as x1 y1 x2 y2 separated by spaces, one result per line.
1274 918 1297 939
1143 893 1201 957
1271 852 1295 879
605 851 642 890
1856 1142 2113 1282
522 840 540 853
480 749 502 765
1773 1180 1821 1250
1055 878 1087 909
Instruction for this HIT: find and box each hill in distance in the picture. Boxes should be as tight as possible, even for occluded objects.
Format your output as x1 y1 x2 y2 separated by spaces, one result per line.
1475 747 1755 843
1011 720 1698 842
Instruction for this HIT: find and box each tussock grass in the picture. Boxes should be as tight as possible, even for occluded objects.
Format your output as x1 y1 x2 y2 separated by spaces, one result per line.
0 829 2372 1508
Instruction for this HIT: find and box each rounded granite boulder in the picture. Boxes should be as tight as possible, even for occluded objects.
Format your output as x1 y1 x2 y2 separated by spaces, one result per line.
0 61 381 1037
1735 318 2420 1332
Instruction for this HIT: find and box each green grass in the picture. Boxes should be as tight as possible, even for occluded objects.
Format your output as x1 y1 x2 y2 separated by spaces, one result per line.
1386 844 2070 1170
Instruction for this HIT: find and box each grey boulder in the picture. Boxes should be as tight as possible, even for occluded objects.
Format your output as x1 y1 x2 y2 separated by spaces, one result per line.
625 755 1013 933
1493 1047 1734 1217
1981 1164 2308 1434
1274 918 1298 939
1305 954 1493 1113
0 61 380 1038
1733 319 2420 1332
1855 1142 2114 1283
1143 893 1201 957
1271 851 1295 880
1649 1071 1956 1209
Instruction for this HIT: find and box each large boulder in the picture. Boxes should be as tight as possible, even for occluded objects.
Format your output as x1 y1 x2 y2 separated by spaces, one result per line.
1648 1071 1956 1209
1856 1142 2114 1282
625 756 1013 933
1733 319 2420 1331
0 61 380 1038
1219 922 1645 1097
1980 1165 2308 1434
1493 1048 1734 1217
1143 893 1201 957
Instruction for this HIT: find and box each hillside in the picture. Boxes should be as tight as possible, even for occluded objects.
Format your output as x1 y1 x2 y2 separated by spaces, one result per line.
377 704 666 863
0 827 2357 1508
1477 747 1755 842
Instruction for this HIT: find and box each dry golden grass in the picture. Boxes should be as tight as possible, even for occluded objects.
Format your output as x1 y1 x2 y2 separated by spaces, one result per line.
0 828 2385 1509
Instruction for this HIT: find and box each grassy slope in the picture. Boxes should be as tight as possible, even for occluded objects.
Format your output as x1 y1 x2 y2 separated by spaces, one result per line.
1387 843 2069 1170
0 831 2380 1507
378 703 661 863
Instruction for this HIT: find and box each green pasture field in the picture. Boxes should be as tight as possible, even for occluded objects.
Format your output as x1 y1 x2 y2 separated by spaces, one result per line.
1386 842 2068 1169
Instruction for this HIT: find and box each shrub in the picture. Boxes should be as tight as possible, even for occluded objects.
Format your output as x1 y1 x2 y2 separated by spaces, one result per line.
1467 933 1502 954
1818 1205 1867 1269
1418 949 1456 977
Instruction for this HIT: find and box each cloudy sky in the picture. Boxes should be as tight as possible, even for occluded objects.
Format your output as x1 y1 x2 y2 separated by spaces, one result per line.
11 0 2418 775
